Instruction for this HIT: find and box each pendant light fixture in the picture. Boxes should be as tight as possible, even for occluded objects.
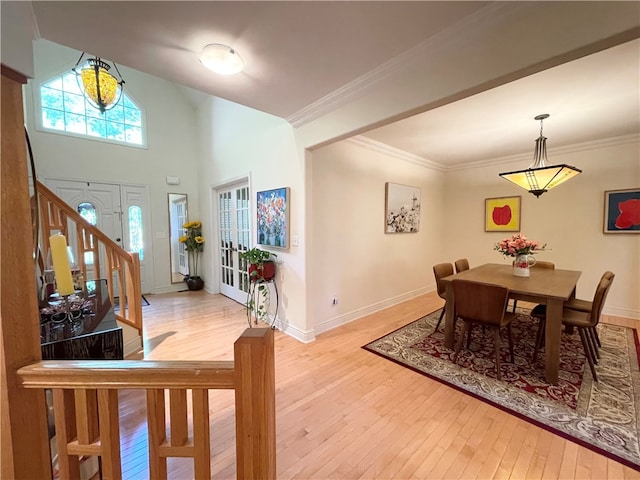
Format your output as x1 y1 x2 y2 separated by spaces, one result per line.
499 114 581 197
72 53 125 114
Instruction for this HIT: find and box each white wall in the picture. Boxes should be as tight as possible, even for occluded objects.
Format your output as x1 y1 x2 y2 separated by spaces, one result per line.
194 96 312 340
444 136 640 319
310 139 446 334
24 40 201 293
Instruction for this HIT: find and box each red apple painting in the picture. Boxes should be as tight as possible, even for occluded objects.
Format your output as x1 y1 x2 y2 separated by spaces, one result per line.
485 196 521 232
492 204 513 226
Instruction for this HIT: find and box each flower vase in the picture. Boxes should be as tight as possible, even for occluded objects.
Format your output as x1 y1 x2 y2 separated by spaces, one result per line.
185 276 204 291
513 254 535 277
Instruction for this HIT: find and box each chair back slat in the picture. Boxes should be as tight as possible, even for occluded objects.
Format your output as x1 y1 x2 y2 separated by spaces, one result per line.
433 263 454 297
589 272 615 326
452 279 509 326
454 258 470 273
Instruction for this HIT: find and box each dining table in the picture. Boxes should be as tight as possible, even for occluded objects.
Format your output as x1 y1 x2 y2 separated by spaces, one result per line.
441 263 582 385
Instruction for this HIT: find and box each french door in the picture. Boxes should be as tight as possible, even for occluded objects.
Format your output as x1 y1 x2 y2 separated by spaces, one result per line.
45 179 152 294
217 182 251 304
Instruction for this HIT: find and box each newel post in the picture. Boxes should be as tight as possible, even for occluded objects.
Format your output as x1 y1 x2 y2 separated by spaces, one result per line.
234 328 276 480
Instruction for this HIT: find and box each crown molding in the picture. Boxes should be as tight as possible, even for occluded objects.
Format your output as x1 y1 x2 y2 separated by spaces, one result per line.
287 3 524 127
447 133 640 172
348 136 446 172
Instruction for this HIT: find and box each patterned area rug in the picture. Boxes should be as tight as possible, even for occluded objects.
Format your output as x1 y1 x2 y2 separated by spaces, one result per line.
362 308 640 470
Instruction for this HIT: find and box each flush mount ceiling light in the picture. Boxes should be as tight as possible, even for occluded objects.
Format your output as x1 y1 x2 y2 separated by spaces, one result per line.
499 114 582 198
199 43 244 75
72 53 125 114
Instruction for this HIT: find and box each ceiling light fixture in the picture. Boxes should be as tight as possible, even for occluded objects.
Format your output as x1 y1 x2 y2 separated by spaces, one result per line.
499 114 582 198
72 53 125 114
199 43 244 75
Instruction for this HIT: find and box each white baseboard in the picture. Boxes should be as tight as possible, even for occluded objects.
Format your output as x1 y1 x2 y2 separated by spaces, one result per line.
314 286 432 336
604 306 640 321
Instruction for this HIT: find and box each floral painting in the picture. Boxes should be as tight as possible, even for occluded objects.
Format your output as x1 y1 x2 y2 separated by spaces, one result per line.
257 187 290 248
385 182 421 233
604 188 640 233
485 196 521 232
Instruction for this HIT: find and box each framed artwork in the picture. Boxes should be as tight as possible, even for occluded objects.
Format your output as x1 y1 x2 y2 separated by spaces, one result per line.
385 182 421 233
257 187 290 248
485 196 521 232
604 188 640 233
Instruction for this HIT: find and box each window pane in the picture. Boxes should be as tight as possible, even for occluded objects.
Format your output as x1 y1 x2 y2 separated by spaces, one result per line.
65 113 86 134
125 126 142 145
64 92 85 115
42 108 65 130
106 105 124 123
78 203 97 266
124 107 142 126
106 122 125 141
41 87 64 110
44 77 63 90
63 74 82 94
87 117 107 137
86 103 104 119
128 206 144 260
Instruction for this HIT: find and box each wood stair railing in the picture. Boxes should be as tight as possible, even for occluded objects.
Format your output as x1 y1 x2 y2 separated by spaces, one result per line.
18 328 276 480
36 180 142 334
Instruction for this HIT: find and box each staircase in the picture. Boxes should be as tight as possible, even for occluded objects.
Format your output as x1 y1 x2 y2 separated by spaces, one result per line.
36 180 142 334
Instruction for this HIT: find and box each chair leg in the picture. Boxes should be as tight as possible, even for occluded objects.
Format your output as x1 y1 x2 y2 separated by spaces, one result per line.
453 320 471 363
466 323 473 349
592 326 602 348
532 318 546 362
434 307 445 333
512 299 518 313
588 327 600 358
492 327 502 380
578 328 598 382
584 327 599 364
506 323 514 363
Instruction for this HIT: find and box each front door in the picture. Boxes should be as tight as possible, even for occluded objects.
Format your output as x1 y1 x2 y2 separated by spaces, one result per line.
45 179 152 294
217 182 251 304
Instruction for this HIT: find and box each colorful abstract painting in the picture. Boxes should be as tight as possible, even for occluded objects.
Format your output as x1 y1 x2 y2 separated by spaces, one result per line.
485 196 521 232
257 187 290 248
604 188 640 233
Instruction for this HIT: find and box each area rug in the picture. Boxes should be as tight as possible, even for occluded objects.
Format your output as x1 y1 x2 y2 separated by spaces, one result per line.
362 308 640 470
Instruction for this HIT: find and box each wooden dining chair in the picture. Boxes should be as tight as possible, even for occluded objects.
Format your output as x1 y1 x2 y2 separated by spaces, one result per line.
451 279 516 380
432 263 454 333
454 258 470 273
532 272 615 382
511 261 555 312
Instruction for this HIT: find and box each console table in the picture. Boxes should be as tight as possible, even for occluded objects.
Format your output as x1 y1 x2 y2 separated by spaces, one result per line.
40 279 123 360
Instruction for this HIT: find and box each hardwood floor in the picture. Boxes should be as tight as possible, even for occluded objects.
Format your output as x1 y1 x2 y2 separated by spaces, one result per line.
116 290 638 479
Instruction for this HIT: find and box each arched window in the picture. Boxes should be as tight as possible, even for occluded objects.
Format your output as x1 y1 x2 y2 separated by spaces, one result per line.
78 202 97 264
38 70 145 147
128 205 144 260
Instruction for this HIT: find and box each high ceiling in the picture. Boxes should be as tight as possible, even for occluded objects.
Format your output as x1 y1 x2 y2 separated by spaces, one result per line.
28 1 640 167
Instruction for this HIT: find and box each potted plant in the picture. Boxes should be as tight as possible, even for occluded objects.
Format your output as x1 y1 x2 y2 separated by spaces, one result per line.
180 220 205 290
239 247 277 282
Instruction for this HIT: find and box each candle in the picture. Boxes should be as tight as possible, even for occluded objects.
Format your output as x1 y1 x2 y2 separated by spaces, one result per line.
49 234 75 296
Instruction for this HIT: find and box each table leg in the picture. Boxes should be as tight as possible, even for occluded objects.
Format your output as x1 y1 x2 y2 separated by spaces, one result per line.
544 298 563 385
444 283 455 349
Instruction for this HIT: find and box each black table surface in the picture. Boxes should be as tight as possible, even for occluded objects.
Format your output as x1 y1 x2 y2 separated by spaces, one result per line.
40 279 123 360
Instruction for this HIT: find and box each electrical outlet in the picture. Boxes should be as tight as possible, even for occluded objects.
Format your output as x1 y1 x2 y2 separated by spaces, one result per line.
331 295 338 306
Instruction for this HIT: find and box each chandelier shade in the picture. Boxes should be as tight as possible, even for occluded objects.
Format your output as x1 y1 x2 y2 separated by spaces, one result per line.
499 114 581 198
73 53 125 113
